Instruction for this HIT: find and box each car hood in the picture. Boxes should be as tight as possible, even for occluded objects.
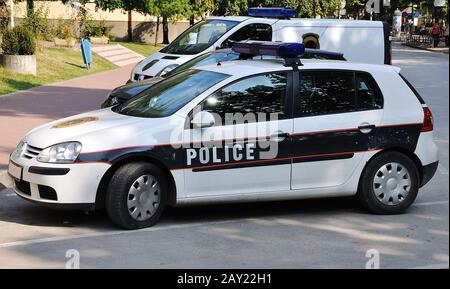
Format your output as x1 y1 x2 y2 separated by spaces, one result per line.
110 77 164 98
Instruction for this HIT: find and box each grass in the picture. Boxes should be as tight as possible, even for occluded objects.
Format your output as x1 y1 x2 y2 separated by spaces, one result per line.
111 41 165 57
0 47 117 95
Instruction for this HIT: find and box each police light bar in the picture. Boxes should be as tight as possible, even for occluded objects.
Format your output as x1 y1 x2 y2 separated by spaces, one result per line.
248 7 296 18
232 41 305 59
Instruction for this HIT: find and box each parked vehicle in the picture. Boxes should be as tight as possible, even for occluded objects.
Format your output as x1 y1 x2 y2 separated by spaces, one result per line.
9 42 437 230
130 8 390 82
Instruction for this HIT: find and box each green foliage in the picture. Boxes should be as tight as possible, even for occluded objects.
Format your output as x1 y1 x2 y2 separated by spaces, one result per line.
24 4 53 41
54 18 75 39
83 20 112 38
1 25 36 55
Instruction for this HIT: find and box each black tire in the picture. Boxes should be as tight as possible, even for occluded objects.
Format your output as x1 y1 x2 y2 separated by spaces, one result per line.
105 162 168 229
358 151 420 214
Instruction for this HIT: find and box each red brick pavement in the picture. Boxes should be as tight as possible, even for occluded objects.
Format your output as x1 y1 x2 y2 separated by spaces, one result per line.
0 64 133 166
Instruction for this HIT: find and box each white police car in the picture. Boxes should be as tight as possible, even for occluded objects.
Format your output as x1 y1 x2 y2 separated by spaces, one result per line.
8 42 439 229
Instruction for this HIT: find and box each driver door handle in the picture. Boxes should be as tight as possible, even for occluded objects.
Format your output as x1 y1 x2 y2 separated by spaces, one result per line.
358 123 376 134
270 132 289 142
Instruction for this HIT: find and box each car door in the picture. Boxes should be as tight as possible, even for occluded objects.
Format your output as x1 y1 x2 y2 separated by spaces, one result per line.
291 70 384 190
183 72 294 198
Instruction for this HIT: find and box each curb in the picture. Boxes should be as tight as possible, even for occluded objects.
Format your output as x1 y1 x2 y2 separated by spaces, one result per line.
0 170 13 189
402 43 449 54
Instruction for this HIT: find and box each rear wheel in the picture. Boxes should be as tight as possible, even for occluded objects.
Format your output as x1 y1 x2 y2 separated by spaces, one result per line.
358 152 420 214
106 162 167 229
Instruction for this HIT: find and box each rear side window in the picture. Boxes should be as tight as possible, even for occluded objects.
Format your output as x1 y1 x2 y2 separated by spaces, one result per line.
356 72 383 110
299 71 356 116
298 70 384 117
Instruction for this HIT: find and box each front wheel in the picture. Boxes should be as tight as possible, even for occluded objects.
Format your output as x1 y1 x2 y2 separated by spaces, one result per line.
358 152 420 214
106 162 167 229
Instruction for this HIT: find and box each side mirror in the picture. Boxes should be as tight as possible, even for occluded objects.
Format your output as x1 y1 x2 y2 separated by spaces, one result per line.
191 111 215 129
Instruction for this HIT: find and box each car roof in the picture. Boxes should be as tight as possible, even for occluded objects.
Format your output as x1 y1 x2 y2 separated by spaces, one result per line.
206 16 383 27
195 59 399 78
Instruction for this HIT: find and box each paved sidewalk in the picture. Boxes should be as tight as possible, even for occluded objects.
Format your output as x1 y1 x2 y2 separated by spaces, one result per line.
0 64 134 174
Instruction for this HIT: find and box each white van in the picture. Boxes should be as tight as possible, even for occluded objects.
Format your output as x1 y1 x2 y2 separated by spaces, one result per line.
130 10 391 82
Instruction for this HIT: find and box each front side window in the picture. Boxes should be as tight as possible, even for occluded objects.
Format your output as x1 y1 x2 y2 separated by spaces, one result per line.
115 70 229 118
201 73 287 125
160 20 238 55
299 71 356 116
220 24 272 49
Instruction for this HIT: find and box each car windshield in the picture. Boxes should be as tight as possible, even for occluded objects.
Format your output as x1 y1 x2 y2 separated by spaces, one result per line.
160 20 239 55
114 70 230 118
165 50 239 77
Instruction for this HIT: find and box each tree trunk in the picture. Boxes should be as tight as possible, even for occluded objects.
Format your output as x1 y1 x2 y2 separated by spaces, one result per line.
26 0 33 17
155 16 160 47
162 16 169 44
190 15 195 26
127 10 133 42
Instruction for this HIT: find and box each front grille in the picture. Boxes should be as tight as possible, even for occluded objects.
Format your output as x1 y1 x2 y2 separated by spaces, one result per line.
15 180 31 196
38 185 58 201
23 144 43 160
142 75 153 80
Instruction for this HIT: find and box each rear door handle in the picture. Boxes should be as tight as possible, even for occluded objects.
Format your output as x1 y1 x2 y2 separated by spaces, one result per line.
358 123 376 134
270 131 289 142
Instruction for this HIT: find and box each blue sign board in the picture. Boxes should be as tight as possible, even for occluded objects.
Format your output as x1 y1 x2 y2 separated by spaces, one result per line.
81 38 92 70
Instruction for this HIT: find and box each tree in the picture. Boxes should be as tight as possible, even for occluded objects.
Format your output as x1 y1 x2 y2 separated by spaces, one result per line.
145 0 190 44
213 0 248 16
187 0 214 25
78 0 144 41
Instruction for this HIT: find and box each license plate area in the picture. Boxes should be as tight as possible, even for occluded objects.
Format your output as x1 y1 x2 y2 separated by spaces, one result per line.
8 161 23 181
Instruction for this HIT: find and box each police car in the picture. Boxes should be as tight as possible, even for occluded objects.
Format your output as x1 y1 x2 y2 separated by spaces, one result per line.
8 42 439 229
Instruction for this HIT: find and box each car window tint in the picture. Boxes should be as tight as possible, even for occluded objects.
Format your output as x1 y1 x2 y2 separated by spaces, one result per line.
356 72 384 110
202 73 287 125
299 71 356 116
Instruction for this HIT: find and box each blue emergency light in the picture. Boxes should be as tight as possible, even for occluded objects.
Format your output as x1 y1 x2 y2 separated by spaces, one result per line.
233 41 305 59
248 7 296 18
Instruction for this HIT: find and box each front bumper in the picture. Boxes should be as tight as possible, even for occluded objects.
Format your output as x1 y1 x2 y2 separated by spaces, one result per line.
8 154 110 210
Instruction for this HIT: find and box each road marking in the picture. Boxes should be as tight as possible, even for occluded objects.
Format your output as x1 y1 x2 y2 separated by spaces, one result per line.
0 219 240 249
409 262 449 269
414 200 448 206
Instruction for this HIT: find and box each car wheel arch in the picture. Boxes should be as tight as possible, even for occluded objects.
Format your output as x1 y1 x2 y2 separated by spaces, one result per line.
359 147 423 189
95 155 177 209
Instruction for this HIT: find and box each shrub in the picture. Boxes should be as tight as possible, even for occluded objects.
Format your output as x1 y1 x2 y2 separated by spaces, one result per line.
54 18 75 40
82 20 112 38
24 5 53 41
1 25 36 55
1 28 19 54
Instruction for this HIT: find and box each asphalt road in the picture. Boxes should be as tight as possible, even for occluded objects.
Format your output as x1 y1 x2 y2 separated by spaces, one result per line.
0 43 448 269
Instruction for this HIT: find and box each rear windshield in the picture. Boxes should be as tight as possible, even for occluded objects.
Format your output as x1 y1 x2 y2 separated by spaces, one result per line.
400 74 425 104
114 70 230 118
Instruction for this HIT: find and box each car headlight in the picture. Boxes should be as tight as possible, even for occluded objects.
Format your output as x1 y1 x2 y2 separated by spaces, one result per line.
37 142 82 164
12 141 26 159
157 64 179 77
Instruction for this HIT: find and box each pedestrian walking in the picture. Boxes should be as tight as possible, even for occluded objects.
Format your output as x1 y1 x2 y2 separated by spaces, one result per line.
431 23 441 48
